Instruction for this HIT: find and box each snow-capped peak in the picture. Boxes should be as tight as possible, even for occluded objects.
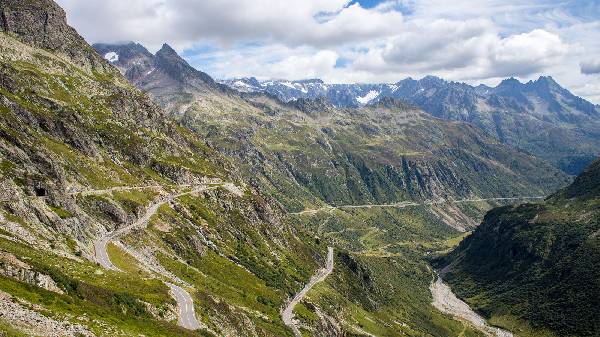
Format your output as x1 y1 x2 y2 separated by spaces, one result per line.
104 52 119 63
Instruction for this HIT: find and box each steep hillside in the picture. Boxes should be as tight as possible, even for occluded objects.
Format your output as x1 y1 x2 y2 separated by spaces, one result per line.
183 94 569 217
0 1 323 336
94 43 570 216
440 158 600 336
223 76 600 174
93 42 225 115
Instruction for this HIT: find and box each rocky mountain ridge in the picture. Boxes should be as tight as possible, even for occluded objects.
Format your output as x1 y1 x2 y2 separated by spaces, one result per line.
93 42 225 115
222 75 600 174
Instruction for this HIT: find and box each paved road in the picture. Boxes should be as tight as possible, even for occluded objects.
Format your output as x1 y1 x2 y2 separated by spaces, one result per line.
291 196 544 215
431 276 513 337
69 185 162 197
166 282 201 330
282 247 334 337
93 236 120 271
92 184 220 330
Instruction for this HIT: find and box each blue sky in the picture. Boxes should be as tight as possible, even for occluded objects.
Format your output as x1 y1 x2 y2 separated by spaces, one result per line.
351 0 385 8
57 0 600 102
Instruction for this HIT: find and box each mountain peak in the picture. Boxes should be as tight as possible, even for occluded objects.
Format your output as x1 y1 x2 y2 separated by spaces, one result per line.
0 0 108 70
420 75 445 85
158 43 177 55
532 75 560 88
497 77 522 87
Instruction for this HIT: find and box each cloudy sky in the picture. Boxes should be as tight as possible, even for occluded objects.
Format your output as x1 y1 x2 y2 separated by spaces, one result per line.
56 0 600 103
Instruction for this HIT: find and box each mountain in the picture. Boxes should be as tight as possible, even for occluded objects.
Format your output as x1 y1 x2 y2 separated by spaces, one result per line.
1 1 511 336
92 41 581 336
93 42 570 212
439 158 600 336
93 42 224 114
0 1 326 336
1 1 587 335
222 76 600 175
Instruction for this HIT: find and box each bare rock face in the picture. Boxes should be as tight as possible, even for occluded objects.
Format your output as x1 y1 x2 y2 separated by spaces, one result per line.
0 0 109 71
0 251 64 293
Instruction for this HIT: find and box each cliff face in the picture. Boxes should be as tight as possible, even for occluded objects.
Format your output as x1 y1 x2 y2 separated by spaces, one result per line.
442 158 600 336
0 0 109 70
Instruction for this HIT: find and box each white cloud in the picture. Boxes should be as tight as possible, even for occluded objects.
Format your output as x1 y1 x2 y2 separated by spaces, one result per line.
484 29 569 78
55 0 600 103
56 0 403 50
349 23 569 81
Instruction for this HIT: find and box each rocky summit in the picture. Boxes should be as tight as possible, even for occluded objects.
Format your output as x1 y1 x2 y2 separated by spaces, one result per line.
93 42 223 115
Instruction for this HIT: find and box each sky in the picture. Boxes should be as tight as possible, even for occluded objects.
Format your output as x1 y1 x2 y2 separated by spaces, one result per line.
55 0 600 103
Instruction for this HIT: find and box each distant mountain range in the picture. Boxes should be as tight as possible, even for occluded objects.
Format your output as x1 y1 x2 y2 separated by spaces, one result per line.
220 76 600 174
92 42 570 212
92 40 600 174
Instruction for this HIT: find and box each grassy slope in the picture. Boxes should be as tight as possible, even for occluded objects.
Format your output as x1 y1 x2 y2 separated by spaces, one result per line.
181 95 570 213
440 159 600 336
0 27 321 336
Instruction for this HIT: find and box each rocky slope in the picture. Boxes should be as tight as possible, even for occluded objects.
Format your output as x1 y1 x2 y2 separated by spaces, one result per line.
440 158 600 336
222 76 600 174
93 42 226 115
182 93 570 220
94 43 570 217
0 1 324 335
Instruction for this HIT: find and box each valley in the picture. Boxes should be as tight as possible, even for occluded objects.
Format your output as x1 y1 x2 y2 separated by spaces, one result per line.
0 0 598 336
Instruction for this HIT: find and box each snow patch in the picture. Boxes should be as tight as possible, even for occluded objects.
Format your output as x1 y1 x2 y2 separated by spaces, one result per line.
234 80 253 88
293 83 308 93
232 80 258 92
280 81 297 90
356 90 380 104
103 52 119 63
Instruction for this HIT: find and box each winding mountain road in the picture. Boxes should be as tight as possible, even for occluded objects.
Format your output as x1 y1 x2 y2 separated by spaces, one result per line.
291 196 544 215
282 247 334 337
166 282 201 330
94 236 119 271
92 183 220 330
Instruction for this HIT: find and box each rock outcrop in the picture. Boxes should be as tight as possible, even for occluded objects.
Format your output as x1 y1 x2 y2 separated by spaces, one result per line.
0 0 110 71
0 251 63 293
